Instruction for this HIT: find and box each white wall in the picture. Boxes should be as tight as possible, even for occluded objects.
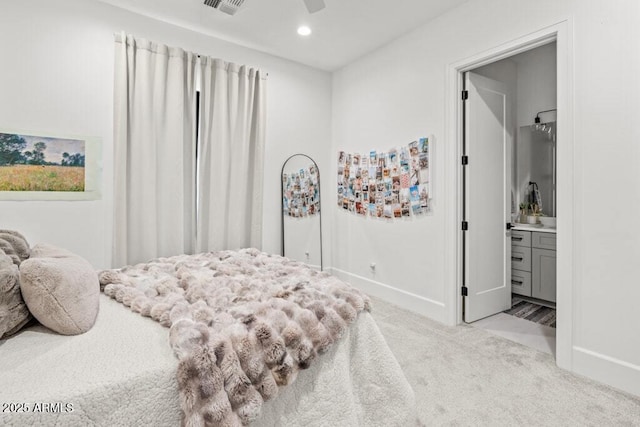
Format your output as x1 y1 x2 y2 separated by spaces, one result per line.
514 42 557 127
0 0 331 269
332 0 640 396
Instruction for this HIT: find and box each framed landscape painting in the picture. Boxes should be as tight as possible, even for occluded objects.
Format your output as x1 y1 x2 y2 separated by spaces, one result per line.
0 129 101 200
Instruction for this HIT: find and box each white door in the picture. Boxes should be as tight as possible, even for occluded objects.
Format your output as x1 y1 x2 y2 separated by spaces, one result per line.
463 71 512 323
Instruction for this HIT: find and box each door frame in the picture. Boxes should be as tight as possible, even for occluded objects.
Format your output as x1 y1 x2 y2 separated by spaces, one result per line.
444 20 574 370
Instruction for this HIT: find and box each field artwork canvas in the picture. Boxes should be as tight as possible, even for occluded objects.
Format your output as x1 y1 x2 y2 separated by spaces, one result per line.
0 130 100 200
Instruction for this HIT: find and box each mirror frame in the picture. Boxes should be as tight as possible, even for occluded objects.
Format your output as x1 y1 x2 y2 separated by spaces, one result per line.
280 153 323 270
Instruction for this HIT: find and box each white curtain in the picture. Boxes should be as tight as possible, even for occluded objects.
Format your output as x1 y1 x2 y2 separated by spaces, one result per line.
113 34 197 266
196 58 266 252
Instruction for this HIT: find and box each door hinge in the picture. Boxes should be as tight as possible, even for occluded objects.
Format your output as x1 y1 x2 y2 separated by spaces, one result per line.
461 221 468 231
461 90 469 100
461 155 469 165
461 286 468 296
506 222 513 230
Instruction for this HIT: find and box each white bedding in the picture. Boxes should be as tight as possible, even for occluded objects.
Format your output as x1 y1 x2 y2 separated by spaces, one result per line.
0 295 416 426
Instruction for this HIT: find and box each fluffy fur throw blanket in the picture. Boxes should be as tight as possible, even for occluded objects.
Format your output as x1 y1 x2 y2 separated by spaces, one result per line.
99 248 371 426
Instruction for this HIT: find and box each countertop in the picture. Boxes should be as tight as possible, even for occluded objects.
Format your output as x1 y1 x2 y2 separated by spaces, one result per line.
512 223 557 234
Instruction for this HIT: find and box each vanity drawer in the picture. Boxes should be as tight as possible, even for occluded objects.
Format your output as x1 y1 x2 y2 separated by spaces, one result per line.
511 246 531 272
511 270 532 297
510 230 531 247
532 232 556 250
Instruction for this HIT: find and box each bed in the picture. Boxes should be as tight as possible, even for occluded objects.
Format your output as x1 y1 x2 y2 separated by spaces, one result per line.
0 247 417 426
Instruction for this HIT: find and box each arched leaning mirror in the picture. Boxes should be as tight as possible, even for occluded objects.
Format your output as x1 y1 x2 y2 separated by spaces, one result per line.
281 154 323 270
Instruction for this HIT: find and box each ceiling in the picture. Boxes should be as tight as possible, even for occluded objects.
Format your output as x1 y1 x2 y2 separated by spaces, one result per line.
98 0 470 71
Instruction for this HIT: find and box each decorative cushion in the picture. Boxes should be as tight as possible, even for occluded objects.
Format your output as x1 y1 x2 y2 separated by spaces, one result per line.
0 230 31 266
0 250 33 339
19 243 99 335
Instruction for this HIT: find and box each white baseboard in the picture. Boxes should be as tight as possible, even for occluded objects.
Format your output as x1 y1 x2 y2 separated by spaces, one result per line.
573 346 640 397
328 267 447 323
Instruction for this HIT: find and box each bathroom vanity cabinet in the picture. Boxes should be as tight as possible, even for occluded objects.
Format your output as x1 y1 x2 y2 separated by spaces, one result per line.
511 227 556 303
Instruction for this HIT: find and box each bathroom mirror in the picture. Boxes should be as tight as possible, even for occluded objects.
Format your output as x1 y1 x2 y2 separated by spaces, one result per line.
281 154 323 270
516 121 556 217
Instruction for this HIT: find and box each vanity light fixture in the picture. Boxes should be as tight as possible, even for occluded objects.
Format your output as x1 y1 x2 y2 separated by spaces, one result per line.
533 109 557 142
533 109 557 132
297 25 312 36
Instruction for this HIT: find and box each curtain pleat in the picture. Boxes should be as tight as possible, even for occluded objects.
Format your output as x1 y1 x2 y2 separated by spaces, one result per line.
196 58 266 252
113 35 197 266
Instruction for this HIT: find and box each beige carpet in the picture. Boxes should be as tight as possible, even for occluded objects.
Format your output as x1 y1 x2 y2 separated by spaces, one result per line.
369 296 640 426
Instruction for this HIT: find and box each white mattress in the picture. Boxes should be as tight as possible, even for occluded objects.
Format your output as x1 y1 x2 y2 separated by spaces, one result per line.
0 295 416 426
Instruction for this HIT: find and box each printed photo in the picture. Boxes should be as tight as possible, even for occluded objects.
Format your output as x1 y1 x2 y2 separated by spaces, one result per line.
409 140 419 157
419 137 429 153
419 168 429 185
401 192 411 217
409 185 420 203
392 176 401 192
419 184 429 209
400 172 410 189
393 203 402 218
389 149 397 164
419 152 429 169
369 150 377 164
400 147 409 162
0 132 86 192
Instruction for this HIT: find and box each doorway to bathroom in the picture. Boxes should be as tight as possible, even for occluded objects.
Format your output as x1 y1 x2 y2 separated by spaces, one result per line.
459 40 560 356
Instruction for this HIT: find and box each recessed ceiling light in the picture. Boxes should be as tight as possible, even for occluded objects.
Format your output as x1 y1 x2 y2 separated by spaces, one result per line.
297 26 312 36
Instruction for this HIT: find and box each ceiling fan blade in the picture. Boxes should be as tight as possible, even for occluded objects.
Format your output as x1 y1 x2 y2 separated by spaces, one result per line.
303 0 325 13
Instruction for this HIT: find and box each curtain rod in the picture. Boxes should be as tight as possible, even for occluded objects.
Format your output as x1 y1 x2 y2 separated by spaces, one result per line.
115 32 268 77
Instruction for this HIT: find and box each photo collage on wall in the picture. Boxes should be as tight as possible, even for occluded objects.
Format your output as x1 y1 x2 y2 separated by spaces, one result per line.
282 164 320 218
337 137 430 219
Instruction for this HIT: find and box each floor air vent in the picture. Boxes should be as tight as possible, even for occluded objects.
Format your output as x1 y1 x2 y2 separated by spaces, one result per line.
203 0 246 16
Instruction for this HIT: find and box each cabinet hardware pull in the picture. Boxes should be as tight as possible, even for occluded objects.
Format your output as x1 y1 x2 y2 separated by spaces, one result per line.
512 237 523 241
511 256 523 261
511 280 523 285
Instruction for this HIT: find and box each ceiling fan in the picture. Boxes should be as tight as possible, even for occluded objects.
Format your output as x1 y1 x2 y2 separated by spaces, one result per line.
204 0 326 16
